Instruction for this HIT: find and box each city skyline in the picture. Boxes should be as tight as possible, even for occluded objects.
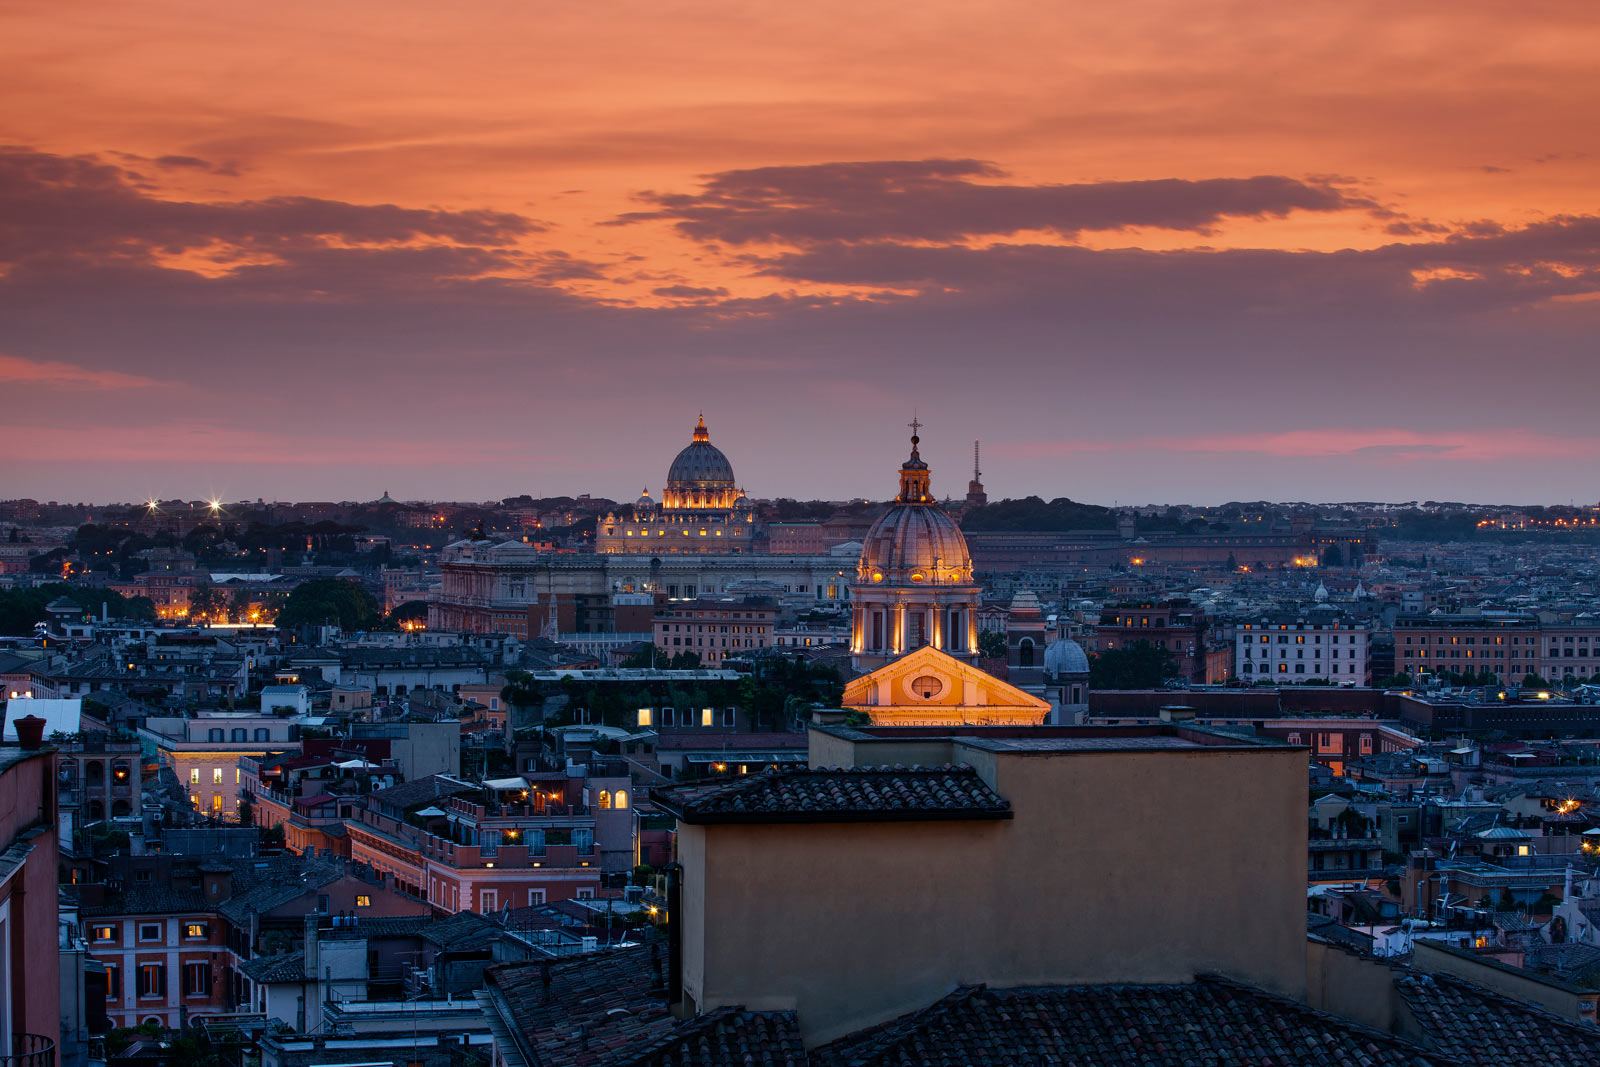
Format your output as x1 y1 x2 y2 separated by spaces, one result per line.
3 2 1599 503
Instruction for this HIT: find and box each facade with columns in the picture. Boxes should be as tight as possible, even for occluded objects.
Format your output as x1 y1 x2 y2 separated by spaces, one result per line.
596 416 761 554
850 429 982 672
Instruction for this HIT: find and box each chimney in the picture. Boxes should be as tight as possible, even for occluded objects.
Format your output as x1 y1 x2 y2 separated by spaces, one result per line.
304 912 320 976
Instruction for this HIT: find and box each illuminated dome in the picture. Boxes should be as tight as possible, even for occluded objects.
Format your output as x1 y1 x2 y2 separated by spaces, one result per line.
857 434 974 586
667 415 736 490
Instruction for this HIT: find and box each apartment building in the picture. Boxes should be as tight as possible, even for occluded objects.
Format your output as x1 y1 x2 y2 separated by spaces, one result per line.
1236 614 1372 683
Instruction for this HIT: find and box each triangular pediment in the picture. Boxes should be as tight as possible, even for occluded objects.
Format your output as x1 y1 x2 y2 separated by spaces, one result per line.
842 645 1050 726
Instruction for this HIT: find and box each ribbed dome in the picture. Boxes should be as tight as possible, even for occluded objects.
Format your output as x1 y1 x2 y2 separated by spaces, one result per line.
858 505 973 585
667 416 736 488
1044 637 1090 677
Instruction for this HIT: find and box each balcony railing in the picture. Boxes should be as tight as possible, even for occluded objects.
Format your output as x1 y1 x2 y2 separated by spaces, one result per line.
0 1033 56 1067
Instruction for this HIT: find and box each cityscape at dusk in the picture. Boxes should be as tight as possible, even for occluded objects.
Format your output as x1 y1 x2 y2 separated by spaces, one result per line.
5 4 1600 1066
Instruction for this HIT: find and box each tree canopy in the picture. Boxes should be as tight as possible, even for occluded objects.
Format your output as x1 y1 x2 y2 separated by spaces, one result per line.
960 496 1117 532
275 579 381 631
1088 640 1178 689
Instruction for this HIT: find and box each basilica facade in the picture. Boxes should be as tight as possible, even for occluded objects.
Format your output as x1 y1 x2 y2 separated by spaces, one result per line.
595 416 761 554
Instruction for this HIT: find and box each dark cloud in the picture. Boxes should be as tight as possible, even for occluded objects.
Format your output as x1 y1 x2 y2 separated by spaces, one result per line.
652 284 731 298
744 214 1600 321
0 146 539 266
612 159 1373 245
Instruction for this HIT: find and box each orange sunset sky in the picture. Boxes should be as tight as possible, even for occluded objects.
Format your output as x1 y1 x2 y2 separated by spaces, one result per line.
2 1 1598 503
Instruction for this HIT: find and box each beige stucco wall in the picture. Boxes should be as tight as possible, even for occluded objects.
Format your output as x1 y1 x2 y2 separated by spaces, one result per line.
1305 938 1401 1033
682 743 1308 1044
806 730 957 771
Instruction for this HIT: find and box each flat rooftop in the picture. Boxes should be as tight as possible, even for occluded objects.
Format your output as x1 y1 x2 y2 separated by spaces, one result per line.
810 722 1297 754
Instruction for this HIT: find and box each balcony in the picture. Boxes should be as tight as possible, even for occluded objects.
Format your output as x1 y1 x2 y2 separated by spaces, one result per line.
0 1034 55 1067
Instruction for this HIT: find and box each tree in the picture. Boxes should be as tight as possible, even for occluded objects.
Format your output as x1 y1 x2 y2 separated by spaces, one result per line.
669 651 702 669
501 670 544 717
1089 641 1178 689
620 644 670 669
275 578 381 631
1321 544 1345 567
1522 673 1551 688
188 582 223 622
977 630 1008 659
228 587 253 622
387 600 429 628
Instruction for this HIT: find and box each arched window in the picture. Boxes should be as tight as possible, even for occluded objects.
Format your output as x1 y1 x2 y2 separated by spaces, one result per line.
614 790 628 810
597 790 611 810
1019 638 1035 667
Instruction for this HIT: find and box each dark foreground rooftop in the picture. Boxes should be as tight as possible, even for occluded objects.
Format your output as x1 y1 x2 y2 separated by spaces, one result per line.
651 765 1012 824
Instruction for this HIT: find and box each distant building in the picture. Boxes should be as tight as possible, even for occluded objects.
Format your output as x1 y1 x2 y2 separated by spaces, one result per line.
850 427 981 672
596 416 761 554
1236 613 1372 684
1093 598 1224 683
652 597 776 666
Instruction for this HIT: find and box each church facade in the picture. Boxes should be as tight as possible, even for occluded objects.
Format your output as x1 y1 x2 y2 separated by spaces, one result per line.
595 416 761 554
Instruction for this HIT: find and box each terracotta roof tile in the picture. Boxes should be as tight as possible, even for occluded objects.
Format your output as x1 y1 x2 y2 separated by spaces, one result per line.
651 765 1011 823
1396 971 1600 1066
817 979 1449 1067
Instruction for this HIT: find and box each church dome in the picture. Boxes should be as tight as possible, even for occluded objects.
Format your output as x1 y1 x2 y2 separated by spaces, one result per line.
667 416 736 489
1044 637 1090 678
857 431 974 585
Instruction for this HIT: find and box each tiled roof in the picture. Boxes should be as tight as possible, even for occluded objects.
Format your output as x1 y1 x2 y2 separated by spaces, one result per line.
421 909 505 950
615 1008 805 1067
1396 971 1600 1066
817 979 1448 1067
215 854 345 925
238 951 305 984
485 947 804 1067
486 946 673 1066
81 886 210 917
366 774 476 811
650 765 1012 824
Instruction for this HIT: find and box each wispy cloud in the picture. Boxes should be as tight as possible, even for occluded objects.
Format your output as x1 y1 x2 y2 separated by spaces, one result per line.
0 353 169 390
1007 429 1600 463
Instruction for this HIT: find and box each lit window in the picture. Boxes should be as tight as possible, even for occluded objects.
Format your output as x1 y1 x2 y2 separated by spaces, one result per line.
597 790 612 810
614 789 628 810
355 895 371 907
701 707 714 727
637 708 652 727
212 768 223 785
189 769 199 785
92 925 116 942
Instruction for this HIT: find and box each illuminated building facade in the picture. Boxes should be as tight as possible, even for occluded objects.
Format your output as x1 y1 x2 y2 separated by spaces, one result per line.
850 427 981 672
1236 614 1373 683
596 416 760 554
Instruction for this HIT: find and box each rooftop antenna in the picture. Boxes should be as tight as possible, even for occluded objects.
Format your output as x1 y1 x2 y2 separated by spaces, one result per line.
973 440 982 482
